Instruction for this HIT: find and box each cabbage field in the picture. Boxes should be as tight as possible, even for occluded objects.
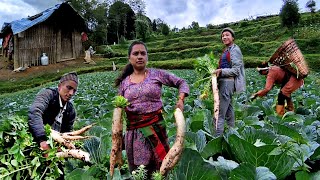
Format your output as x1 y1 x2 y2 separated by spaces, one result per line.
1 69 320 180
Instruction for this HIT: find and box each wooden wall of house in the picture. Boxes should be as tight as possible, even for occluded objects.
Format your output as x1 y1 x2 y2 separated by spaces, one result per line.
74 32 83 58
13 24 83 69
14 24 56 68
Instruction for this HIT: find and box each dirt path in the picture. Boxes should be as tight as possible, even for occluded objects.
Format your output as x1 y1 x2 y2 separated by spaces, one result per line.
0 56 101 81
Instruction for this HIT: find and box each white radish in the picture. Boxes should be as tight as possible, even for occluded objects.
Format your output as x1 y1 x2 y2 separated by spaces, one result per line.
211 74 219 130
109 107 124 177
56 149 90 162
62 123 96 136
61 135 92 141
160 108 186 175
51 130 76 149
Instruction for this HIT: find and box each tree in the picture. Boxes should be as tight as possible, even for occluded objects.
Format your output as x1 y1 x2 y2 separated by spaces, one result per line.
127 0 146 14
306 0 316 13
135 14 151 41
206 24 215 29
161 23 170 36
107 1 135 44
172 26 179 33
152 19 157 32
91 2 109 45
279 0 300 28
156 18 165 32
64 0 110 46
151 18 165 33
189 21 200 30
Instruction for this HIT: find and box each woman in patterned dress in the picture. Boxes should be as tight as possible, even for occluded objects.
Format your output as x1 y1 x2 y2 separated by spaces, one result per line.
114 41 189 176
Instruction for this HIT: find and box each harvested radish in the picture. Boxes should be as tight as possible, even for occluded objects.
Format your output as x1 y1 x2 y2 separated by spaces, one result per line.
194 52 219 129
56 149 90 162
110 95 129 177
160 108 186 175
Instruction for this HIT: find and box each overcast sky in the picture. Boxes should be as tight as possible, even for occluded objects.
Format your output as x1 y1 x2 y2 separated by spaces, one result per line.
0 0 315 30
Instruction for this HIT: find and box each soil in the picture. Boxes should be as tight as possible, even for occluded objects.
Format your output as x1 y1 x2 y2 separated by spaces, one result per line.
0 55 101 81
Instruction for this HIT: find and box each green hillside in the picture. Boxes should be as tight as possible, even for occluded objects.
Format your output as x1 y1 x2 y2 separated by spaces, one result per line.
97 11 320 70
1 11 320 94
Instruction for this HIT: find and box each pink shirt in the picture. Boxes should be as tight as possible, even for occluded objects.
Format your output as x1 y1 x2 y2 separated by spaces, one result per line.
119 68 189 114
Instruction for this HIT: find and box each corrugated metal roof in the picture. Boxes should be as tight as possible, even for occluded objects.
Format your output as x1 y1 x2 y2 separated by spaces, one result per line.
2 3 62 35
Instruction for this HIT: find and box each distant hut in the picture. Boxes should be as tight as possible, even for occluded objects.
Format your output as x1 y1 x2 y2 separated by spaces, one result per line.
0 2 87 69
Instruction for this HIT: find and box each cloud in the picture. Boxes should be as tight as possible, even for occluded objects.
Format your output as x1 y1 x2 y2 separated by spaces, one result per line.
21 0 60 11
145 0 311 28
0 0 37 23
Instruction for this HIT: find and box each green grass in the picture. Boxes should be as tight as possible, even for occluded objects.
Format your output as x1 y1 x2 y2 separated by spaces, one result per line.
1 11 320 94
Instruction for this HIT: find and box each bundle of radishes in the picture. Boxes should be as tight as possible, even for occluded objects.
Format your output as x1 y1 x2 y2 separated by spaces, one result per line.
51 123 96 162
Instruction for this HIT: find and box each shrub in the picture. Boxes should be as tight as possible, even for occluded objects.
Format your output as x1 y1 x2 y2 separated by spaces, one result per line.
304 54 320 71
95 45 108 54
103 46 115 58
119 36 127 46
296 38 320 54
239 20 250 28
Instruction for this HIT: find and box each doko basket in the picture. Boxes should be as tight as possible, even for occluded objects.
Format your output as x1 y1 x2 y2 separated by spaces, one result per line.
268 38 309 79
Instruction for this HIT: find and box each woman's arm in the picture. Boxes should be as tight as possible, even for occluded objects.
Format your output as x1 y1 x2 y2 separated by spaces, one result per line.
157 69 189 111
255 75 275 97
157 69 190 96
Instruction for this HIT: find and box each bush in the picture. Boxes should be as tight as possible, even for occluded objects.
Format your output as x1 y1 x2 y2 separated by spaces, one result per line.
304 54 320 71
239 20 250 28
236 40 264 56
148 46 213 61
243 56 269 68
103 46 115 58
95 45 125 58
119 36 127 46
296 38 320 54
148 59 195 69
148 42 211 53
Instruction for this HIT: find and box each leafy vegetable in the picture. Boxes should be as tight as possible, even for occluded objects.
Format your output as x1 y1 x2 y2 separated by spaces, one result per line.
194 52 219 77
112 95 130 108
194 52 219 99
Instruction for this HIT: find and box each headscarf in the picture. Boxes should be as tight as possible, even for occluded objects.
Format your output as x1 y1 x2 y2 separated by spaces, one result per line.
59 72 78 84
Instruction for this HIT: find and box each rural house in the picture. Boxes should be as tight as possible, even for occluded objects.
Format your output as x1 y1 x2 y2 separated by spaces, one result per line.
0 2 87 69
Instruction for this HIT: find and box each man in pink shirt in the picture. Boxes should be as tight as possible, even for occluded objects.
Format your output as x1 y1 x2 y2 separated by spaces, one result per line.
253 62 304 116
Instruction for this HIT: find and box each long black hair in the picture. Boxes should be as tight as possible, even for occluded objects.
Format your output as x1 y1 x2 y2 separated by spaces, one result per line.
114 41 148 87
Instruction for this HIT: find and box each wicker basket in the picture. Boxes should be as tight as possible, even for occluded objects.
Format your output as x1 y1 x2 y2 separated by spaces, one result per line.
268 38 309 79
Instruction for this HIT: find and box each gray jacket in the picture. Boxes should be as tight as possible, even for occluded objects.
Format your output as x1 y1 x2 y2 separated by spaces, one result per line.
28 88 76 143
219 44 246 93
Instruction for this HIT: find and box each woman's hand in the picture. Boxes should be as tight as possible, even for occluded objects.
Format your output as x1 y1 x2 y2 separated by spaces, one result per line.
250 94 257 101
213 69 222 77
176 93 186 111
254 90 264 97
176 98 184 112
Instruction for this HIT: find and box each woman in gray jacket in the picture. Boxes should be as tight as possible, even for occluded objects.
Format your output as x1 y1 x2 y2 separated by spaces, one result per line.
213 27 246 136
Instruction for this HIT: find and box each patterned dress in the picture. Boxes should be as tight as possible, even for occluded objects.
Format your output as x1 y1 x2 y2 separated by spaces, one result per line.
118 68 189 174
